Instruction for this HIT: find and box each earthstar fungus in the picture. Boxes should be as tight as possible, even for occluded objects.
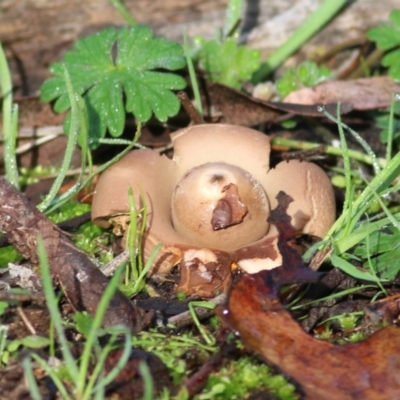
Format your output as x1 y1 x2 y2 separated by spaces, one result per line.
91 124 335 295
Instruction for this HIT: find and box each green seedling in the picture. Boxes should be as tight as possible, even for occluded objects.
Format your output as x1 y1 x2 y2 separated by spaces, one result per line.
276 61 332 98
3 335 50 367
133 329 217 384
368 9 400 80
192 0 261 90
19 165 60 187
201 356 297 400
316 312 366 344
194 36 261 89
118 187 162 297
47 201 90 224
355 224 400 280
47 201 110 258
40 25 186 146
0 246 23 268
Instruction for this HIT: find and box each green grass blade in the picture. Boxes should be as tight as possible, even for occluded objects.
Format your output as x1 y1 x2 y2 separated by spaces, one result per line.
29 354 72 400
0 41 19 189
37 236 79 378
22 357 46 400
330 254 384 283
270 137 386 168
335 212 400 254
323 109 381 175
253 0 347 82
386 94 396 163
91 327 132 393
139 361 154 400
184 33 203 117
44 123 142 214
224 0 243 37
78 265 126 398
38 65 80 212
109 0 137 26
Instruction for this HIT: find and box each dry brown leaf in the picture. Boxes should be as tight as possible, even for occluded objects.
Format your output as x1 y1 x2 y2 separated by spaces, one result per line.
284 76 400 110
219 191 400 399
204 82 352 126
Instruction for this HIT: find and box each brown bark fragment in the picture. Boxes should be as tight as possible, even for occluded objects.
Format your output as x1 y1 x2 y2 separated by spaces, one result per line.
0 177 142 332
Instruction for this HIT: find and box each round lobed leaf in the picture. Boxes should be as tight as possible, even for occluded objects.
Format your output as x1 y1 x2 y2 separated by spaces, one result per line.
40 25 187 144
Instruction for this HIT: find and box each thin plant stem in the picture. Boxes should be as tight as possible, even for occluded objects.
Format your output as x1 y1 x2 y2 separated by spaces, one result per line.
335 103 352 235
188 301 216 346
290 285 376 311
78 266 126 398
334 212 400 255
132 243 162 294
365 216 387 295
0 42 19 188
38 65 80 212
224 0 243 38
91 327 132 394
386 94 396 163
270 137 387 168
109 0 137 26
139 361 155 400
44 123 142 214
127 187 139 283
22 357 48 400
184 33 203 117
29 354 72 400
37 237 79 378
322 109 381 175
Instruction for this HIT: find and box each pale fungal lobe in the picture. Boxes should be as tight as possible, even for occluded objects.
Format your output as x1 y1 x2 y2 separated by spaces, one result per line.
91 124 336 277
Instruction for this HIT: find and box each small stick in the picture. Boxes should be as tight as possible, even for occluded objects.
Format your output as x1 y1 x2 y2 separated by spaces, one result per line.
17 306 37 335
167 293 227 328
0 292 44 302
101 249 130 276
281 144 328 162
177 91 204 125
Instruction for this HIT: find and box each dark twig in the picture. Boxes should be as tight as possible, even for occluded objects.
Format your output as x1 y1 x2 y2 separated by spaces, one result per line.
177 91 204 124
167 293 227 328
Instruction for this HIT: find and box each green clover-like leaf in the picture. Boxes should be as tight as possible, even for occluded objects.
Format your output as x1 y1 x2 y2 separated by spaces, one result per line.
195 37 261 89
367 10 400 80
276 61 332 98
40 25 186 142
355 226 400 280
368 10 400 50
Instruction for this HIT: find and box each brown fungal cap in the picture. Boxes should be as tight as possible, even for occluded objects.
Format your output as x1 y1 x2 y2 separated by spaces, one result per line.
171 162 270 252
91 123 336 279
171 124 271 185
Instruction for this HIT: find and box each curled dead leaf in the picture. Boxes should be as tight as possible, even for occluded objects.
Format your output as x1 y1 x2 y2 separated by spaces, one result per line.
219 192 400 399
284 76 400 110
